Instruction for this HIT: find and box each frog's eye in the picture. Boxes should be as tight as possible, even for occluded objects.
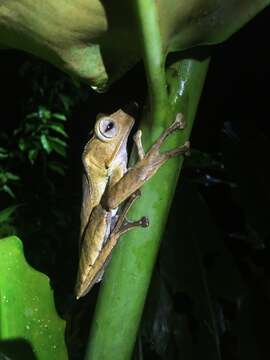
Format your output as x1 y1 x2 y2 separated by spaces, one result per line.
95 117 118 141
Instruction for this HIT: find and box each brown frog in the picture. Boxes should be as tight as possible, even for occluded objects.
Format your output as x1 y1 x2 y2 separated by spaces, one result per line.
75 109 189 299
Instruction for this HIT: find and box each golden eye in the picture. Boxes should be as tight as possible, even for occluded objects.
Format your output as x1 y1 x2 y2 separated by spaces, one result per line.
95 117 118 141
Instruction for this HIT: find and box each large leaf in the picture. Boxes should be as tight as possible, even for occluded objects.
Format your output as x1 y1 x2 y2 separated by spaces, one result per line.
158 0 270 52
0 236 67 360
0 1 268 88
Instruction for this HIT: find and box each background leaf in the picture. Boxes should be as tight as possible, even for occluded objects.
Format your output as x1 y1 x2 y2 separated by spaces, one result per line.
0 206 18 224
0 236 68 360
40 134 52 154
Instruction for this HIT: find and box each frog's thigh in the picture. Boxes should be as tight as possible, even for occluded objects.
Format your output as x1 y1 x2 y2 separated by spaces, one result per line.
80 205 111 267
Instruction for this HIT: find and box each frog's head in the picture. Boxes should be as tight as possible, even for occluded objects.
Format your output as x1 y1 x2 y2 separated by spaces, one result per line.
94 107 135 144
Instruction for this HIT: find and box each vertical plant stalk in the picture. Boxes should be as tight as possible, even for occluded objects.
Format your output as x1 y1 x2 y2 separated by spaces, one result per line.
85 58 209 360
135 0 168 124
85 2 210 359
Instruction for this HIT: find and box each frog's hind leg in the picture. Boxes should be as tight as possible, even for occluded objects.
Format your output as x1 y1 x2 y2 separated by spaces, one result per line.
76 190 148 298
113 189 148 236
80 191 148 295
157 140 190 164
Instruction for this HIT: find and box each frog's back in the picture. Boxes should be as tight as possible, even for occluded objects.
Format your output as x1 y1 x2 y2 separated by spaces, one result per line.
80 138 109 239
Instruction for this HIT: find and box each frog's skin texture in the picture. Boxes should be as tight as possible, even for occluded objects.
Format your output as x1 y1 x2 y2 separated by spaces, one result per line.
75 111 189 299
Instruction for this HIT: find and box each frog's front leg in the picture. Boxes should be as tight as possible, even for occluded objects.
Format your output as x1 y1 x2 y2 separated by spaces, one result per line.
102 113 189 211
133 130 145 160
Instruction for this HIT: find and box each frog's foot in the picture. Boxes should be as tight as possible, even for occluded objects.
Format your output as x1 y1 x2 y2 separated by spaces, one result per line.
116 216 149 237
158 140 190 163
149 113 186 153
133 113 186 161
144 113 189 166
113 189 149 237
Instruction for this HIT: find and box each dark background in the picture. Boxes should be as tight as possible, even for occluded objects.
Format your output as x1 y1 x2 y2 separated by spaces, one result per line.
0 6 269 360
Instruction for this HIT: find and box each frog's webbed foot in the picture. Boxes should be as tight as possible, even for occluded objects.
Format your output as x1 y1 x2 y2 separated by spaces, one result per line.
145 113 189 165
157 140 190 163
149 113 186 153
113 189 149 237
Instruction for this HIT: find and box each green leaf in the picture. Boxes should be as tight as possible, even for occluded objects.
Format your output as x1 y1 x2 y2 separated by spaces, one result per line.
48 162 66 176
50 144 66 157
59 95 72 112
52 113 67 121
38 106 51 121
48 137 67 147
0 154 8 160
0 205 18 223
28 149 39 164
49 124 68 138
0 236 68 360
19 139 26 152
26 112 38 119
25 122 37 134
48 137 67 157
0 147 8 159
2 185 15 198
40 134 52 154
5 172 20 181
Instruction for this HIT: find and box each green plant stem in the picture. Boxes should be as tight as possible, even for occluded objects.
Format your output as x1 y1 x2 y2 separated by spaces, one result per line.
135 0 168 123
85 55 210 360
